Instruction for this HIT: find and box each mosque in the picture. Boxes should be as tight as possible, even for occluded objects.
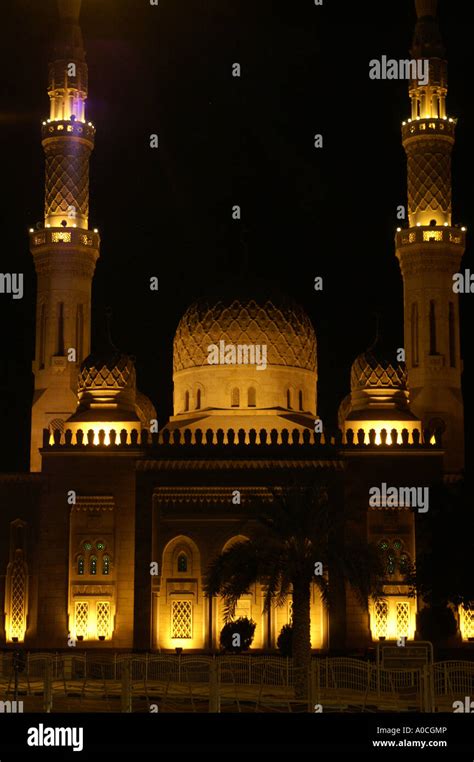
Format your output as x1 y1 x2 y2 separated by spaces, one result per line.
0 0 471 652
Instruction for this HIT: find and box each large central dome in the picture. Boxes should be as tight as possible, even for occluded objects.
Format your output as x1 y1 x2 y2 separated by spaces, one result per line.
174 296 316 373
168 292 318 436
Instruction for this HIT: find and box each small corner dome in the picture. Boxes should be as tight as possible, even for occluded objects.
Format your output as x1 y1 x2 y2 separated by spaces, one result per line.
78 346 136 396
350 335 407 393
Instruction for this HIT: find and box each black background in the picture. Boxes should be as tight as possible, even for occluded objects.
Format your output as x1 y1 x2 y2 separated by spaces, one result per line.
0 0 472 472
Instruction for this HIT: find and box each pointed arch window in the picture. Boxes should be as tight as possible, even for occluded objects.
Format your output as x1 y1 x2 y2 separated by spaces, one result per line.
102 555 110 575
77 556 85 575
449 302 456 367
57 302 64 356
196 389 201 410
298 390 303 411
39 304 46 369
248 387 256 407
177 553 188 573
429 300 437 355
6 551 28 643
90 555 97 575
184 391 189 412
231 388 240 407
286 389 292 409
76 304 84 363
411 303 419 366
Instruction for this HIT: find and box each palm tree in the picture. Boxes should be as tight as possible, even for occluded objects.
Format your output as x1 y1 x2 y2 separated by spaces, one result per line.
205 481 384 699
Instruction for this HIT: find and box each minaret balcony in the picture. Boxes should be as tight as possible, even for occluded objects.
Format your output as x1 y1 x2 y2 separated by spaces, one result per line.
41 119 96 144
402 117 456 143
30 227 100 251
395 226 466 250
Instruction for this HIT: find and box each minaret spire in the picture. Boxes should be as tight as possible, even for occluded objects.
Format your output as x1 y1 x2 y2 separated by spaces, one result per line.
395 0 466 473
28 0 100 471
415 0 437 19
58 0 82 20
50 0 87 124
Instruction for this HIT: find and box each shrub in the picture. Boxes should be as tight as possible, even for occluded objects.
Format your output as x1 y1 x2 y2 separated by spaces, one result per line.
220 617 256 653
277 624 293 657
418 605 457 642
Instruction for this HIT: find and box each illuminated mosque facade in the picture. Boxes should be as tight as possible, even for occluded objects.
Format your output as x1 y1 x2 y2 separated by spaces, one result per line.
1 0 472 651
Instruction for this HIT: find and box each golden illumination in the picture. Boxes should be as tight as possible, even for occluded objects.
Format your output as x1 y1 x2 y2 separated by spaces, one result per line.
370 598 416 641
459 606 474 641
50 423 137 446
423 231 443 242
345 421 422 446
72 600 113 641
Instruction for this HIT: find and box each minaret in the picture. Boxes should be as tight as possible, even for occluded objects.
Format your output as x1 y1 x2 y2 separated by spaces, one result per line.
29 0 100 471
396 0 466 473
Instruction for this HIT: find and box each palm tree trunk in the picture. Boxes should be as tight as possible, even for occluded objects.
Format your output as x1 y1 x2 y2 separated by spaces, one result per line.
292 579 311 700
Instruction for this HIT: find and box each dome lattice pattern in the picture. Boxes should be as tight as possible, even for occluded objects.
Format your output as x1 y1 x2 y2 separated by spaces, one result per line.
174 298 317 373
78 354 135 392
351 350 407 392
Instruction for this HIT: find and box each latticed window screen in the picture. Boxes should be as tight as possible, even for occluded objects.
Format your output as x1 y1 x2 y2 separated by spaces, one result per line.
461 606 474 639
96 602 110 638
171 600 192 639
75 601 89 637
374 601 388 638
10 558 26 639
396 602 410 638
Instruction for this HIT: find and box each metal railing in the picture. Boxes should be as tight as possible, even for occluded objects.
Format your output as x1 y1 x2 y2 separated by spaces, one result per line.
1 653 472 713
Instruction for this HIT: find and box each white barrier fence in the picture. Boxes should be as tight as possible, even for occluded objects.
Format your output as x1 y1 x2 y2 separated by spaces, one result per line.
1 653 473 713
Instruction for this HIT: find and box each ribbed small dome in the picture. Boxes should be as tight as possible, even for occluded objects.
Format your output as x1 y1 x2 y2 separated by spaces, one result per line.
174 295 316 374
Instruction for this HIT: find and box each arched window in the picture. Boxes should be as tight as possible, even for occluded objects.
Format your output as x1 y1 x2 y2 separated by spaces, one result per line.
184 391 190 412
177 553 188 573
57 302 64 356
298 390 303 411
90 555 97 575
248 387 256 407
102 555 110 575
449 302 456 367
231 388 240 407
378 539 411 578
77 556 84 575
411 303 419 366
286 389 292 409
196 389 201 410
39 303 46 369
76 304 84 363
429 300 437 355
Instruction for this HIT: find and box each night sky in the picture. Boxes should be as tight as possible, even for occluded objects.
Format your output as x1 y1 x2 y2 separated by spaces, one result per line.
0 0 472 472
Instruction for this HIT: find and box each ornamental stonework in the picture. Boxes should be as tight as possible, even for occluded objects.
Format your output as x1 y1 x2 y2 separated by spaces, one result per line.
174 298 317 373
